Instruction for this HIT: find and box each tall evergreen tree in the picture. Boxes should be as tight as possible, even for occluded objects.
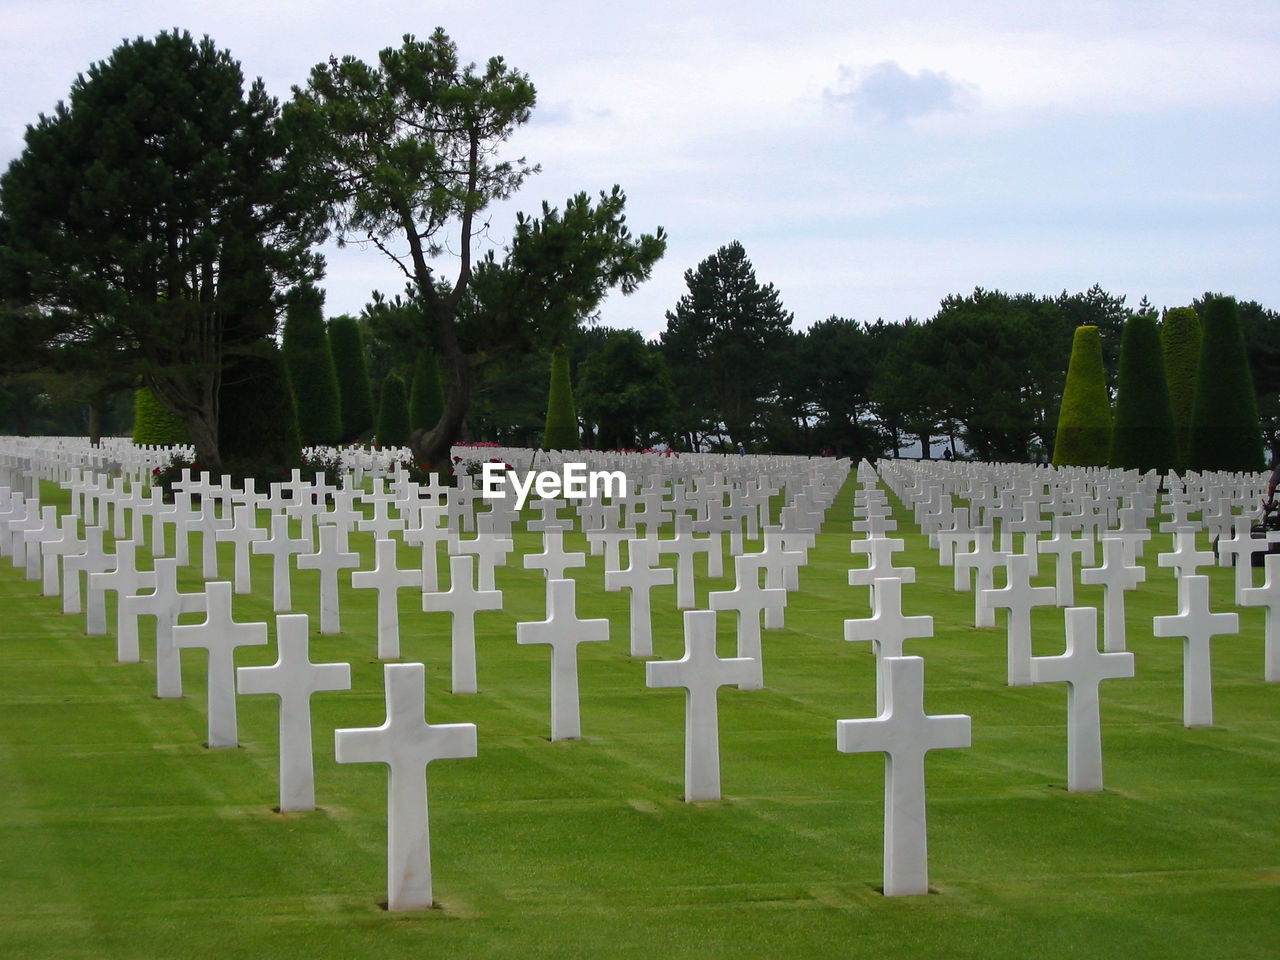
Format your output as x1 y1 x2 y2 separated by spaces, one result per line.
1187 296 1264 472
219 344 301 467
328 315 374 443
1161 306 1201 469
659 241 793 447
542 344 579 450
0 30 324 469
409 348 445 434
1109 314 1178 472
376 372 410 449
1052 326 1111 467
281 284 341 446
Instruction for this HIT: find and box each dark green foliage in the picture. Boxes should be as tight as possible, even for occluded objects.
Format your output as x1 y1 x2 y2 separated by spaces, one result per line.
409 349 444 434
1052 326 1112 466
218 344 300 467
1187 296 1264 472
375 372 410 448
1161 306 1201 468
327 315 373 442
132 388 189 446
1109 314 1178 471
659 241 793 448
577 329 673 449
0 30 324 468
542 345 579 450
281 284 341 446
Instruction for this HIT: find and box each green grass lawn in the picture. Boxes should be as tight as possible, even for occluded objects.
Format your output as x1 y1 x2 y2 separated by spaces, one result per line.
1 475 1277 959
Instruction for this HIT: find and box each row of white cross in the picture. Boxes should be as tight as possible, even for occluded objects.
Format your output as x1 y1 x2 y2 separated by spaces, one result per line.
3 448 1276 909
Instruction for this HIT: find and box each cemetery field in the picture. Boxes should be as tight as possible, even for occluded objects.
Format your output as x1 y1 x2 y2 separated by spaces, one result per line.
1 477 1278 960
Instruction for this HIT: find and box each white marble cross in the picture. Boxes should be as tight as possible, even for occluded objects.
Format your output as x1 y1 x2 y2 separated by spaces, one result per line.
1156 527 1214 606
953 527 1009 628
172 581 268 747
252 512 311 612
836 655 971 897
516 578 609 740
848 536 915 608
646 609 758 802
88 540 156 657
237 613 351 811
295 521 362 634
604 537 674 658
1080 536 1146 653
449 532 512 592
62 524 113 616
1215 518 1274 602
523 527 587 581
403 504 450 592
1030 606 1134 791
124 558 209 698
39 513 82 597
845 577 934 710
1037 519 1096 607
423 554 502 694
1239 552 1280 682
1152 574 1239 727
981 553 1057 686
708 553 787 690
335 662 477 911
658 514 715 609
352 538 423 660
216 503 269 594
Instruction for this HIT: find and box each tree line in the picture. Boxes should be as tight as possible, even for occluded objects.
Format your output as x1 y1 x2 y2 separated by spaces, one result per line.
1 28 1275 473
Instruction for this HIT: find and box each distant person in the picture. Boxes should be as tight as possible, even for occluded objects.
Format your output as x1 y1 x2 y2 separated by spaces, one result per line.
1267 459 1280 512
737 441 745 456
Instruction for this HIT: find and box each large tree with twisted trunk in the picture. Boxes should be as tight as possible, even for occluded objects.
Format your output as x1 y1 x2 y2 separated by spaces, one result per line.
290 30 663 469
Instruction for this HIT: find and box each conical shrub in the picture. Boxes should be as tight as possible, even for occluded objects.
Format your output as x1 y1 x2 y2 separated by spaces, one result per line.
542 345 579 451
376 372 410 448
328 316 373 443
1187 296 1264 472
281 284 342 446
1109 314 1178 472
1052 325 1112 466
1161 306 1201 469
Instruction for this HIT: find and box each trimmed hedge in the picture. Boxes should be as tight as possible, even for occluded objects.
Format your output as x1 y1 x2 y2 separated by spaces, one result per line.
282 284 342 446
1187 296 1264 472
1052 325 1111 467
376 372 410 448
1109 314 1178 472
1161 306 1201 469
131 388 189 446
542 345 580 451
328 315 374 443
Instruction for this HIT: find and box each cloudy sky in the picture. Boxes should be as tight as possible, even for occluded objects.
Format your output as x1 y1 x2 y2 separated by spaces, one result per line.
2 1 1277 338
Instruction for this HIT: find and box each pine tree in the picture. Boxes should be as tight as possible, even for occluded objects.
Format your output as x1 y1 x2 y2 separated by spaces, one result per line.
409 348 445 434
328 315 373 443
1108 314 1178 472
281 284 342 446
542 345 579 450
1052 325 1112 467
1161 306 1201 470
376 372 410 448
1187 296 1264 472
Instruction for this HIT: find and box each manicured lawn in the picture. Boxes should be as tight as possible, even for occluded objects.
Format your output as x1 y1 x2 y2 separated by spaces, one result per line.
1 475 1277 959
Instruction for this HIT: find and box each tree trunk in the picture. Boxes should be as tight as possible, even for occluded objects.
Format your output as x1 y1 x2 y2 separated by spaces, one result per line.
410 352 470 471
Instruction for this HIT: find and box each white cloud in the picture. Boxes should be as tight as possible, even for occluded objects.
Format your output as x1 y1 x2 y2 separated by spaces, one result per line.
824 62 978 123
